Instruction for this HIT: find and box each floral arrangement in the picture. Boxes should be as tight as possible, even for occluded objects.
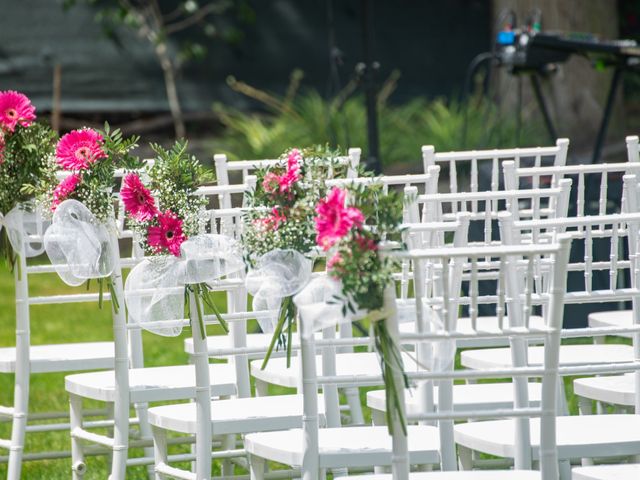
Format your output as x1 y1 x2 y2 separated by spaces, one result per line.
315 183 408 435
242 145 348 366
121 140 226 334
46 124 142 223
0 90 57 262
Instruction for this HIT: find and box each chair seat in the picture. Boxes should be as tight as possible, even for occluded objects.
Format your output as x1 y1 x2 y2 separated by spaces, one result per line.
148 394 325 435
251 352 418 389
588 310 633 338
573 373 636 406
336 471 542 480
454 414 640 460
0 342 114 373
65 364 237 403
572 463 640 480
367 382 542 414
244 425 440 468
461 344 633 370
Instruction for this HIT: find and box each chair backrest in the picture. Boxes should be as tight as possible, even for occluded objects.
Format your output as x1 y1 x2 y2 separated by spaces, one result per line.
408 181 571 250
292 216 471 480
422 138 569 194
504 158 640 218
326 170 439 197
214 148 361 188
392 239 571 479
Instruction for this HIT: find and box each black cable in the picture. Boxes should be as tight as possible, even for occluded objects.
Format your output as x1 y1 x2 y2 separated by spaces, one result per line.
461 51 495 148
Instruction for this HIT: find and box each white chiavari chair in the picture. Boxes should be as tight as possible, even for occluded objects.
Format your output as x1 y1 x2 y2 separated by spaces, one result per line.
344 237 571 480
454 210 640 478
65 182 254 480
0 166 149 479
245 237 570 480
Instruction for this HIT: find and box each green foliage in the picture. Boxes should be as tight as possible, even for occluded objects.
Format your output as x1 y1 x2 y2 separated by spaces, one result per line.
212 73 546 168
0 122 58 215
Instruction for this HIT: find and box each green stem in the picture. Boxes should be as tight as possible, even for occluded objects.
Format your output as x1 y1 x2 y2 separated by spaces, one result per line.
98 278 104 309
261 296 292 370
108 278 120 314
192 285 206 340
375 321 408 436
198 283 229 333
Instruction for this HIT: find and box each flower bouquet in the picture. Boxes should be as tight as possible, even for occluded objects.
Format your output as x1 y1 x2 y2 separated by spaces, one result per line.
0 90 58 264
242 146 349 367
122 140 235 338
43 124 141 309
315 183 408 435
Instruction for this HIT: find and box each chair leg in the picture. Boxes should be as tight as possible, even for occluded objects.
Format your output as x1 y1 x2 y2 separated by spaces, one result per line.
559 459 571 480
152 425 169 480
70 394 87 480
255 379 269 397
458 445 473 470
343 387 364 425
248 454 265 480
134 401 156 479
110 399 130 480
222 434 236 476
578 397 592 416
7 367 29 480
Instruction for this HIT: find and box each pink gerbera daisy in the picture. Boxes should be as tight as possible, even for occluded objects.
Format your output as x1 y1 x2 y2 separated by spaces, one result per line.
120 173 158 221
315 187 364 250
147 210 186 257
51 174 81 211
0 90 36 133
56 128 107 171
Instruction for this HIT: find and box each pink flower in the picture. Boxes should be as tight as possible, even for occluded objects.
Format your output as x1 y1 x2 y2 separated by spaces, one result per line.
327 252 343 270
0 90 36 133
287 148 302 174
51 174 81 211
355 234 378 252
120 173 158 221
266 207 286 231
262 171 281 194
315 187 364 251
56 128 107 171
278 168 300 193
147 210 186 257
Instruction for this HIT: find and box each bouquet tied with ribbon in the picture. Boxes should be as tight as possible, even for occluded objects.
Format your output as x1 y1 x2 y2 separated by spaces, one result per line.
0 90 57 265
43 123 141 309
242 146 350 367
122 140 240 338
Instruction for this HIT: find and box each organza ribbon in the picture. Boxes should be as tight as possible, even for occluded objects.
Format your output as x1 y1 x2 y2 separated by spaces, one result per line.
293 277 456 372
125 234 244 337
245 249 312 333
1 201 49 258
44 199 114 286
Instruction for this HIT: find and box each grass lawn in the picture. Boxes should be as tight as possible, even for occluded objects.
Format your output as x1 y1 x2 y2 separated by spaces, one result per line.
0 257 631 478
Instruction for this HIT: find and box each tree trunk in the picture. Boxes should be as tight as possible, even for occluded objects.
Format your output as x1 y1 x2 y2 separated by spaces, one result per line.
155 41 186 139
491 0 623 160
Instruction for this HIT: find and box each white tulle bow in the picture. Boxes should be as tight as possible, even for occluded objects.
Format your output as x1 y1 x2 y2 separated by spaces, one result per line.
44 199 114 286
124 234 244 337
245 249 312 333
1 201 49 258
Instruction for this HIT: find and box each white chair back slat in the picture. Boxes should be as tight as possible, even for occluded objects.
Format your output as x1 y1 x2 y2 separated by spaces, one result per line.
214 149 362 186
422 139 569 194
